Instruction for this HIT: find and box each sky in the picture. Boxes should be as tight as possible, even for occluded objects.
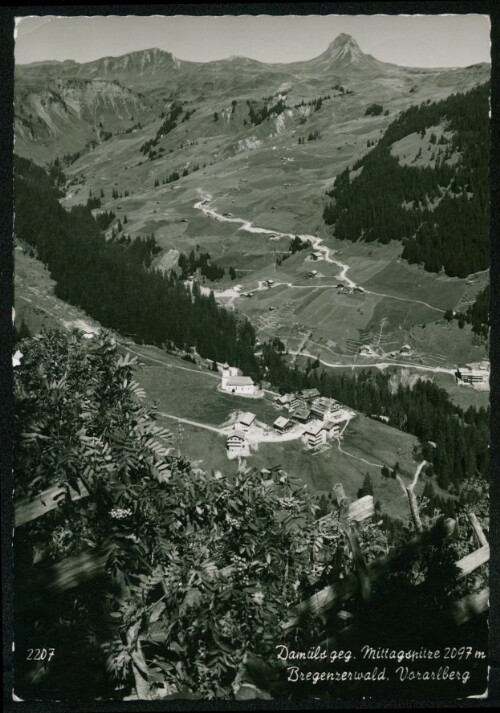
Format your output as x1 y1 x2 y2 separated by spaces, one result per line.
14 13 491 68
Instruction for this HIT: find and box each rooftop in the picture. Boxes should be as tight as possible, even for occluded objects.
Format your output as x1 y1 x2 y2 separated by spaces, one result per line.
225 376 254 386
228 431 246 441
312 396 338 410
273 416 291 429
304 420 324 436
301 388 320 398
291 406 311 418
238 411 256 425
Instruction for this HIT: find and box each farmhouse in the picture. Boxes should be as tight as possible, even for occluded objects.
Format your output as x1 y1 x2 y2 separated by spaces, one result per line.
288 395 306 411
323 419 346 437
236 411 256 432
226 431 247 454
359 344 376 357
306 270 318 278
400 344 412 355
276 393 294 407
262 279 275 288
302 420 327 448
221 363 256 395
273 416 293 433
455 362 490 387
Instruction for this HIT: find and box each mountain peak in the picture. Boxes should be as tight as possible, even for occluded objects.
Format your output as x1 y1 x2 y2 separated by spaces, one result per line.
328 33 361 52
312 32 383 73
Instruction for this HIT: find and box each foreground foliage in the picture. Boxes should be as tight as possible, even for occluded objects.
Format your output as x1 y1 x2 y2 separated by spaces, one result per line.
13 331 359 698
14 330 488 700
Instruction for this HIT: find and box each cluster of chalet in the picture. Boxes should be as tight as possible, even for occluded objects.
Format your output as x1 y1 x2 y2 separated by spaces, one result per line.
273 389 349 448
226 411 256 455
337 284 364 295
359 343 413 358
220 363 257 396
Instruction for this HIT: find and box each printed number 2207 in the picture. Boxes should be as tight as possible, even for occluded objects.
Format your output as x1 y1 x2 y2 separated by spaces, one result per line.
27 648 55 661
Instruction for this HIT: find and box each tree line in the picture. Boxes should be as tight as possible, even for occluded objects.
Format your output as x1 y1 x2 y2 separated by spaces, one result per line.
177 249 225 281
444 283 489 337
14 155 259 377
323 83 490 277
245 97 288 127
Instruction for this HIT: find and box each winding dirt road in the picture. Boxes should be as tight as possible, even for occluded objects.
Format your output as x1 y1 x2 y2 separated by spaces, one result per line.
194 193 445 313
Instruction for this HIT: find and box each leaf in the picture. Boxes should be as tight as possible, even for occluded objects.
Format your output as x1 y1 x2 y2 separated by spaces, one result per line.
149 600 166 624
181 588 202 611
169 641 184 654
146 632 169 644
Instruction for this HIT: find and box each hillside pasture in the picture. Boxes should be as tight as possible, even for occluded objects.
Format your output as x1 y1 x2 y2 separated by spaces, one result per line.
135 360 279 427
363 260 464 309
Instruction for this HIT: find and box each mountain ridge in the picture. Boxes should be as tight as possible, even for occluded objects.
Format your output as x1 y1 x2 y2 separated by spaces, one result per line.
17 33 489 72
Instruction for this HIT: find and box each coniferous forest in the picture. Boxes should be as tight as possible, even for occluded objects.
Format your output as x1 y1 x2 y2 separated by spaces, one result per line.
14 156 259 378
323 83 490 277
444 284 490 337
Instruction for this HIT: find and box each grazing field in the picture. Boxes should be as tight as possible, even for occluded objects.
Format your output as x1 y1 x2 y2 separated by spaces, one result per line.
408 321 489 367
134 358 278 427
362 260 465 308
221 228 472 363
432 372 490 410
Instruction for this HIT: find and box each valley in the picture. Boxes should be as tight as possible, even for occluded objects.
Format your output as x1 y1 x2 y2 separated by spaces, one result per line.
14 32 490 513
14 247 421 518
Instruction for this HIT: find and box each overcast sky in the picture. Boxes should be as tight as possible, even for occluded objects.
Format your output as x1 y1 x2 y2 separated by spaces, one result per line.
15 14 491 68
